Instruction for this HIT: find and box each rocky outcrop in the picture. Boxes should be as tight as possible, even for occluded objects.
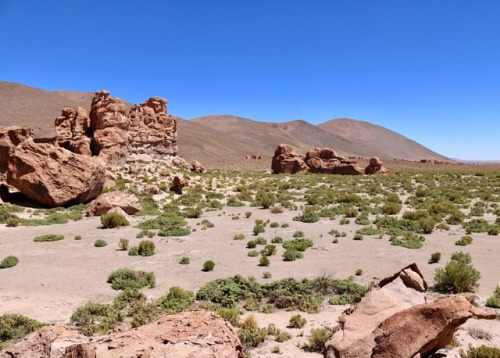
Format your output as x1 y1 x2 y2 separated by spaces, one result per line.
271 144 308 174
326 263 427 358
54 107 91 156
372 296 496 358
190 160 206 173
7 139 105 207
0 126 32 177
365 157 388 175
85 191 142 216
272 145 366 175
128 97 178 156
325 264 496 358
170 175 187 194
1 311 244 358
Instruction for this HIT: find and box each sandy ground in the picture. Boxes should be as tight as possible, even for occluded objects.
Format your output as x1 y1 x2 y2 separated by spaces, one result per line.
1 198 499 356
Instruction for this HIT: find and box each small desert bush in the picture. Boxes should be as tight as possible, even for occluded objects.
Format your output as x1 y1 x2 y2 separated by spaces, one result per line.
283 249 304 261
128 246 139 256
179 256 190 265
293 210 320 223
305 327 331 352
101 212 129 228
259 255 270 266
33 234 64 242
238 315 267 350
234 233 245 240
203 260 215 272
138 240 155 256
253 224 265 235
107 268 156 290
434 254 480 293
468 327 493 341
289 314 307 328
156 286 194 313
456 235 473 246
94 239 107 247
267 323 291 342
183 206 202 219
0 313 44 341
0 256 18 269
271 236 283 243
70 302 122 336
486 286 500 308
459 344 500 358
430 252 441 263
216 307 241 327
118 238 129 250
5 217 20 227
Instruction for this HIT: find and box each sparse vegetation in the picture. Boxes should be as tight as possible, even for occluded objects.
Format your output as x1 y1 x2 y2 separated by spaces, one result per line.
107 268 156 290
33 234 64 242
100 211 129 228
0 256 18 269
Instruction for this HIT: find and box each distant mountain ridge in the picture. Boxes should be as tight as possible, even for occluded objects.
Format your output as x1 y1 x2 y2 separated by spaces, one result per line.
0 81 450 166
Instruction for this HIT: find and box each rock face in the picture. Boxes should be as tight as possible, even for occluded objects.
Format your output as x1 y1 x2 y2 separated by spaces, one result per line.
325 264 496 358
0 126 32 177
372 296 496 358
365 157 388 175
272 145 366 175
271 144 308 174
85 191 142 216
7 139 105 207
1 311 245 358
54 107 91 156
326 263 427 358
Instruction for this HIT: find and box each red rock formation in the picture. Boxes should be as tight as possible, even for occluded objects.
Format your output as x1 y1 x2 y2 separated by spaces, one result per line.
271 144 308 174
0 126 32 176
365 157 388 175
85 191 142 216
372 296 496 358
7 139 105 207
170 175 187 194
54 107 91 155
1 311 244 358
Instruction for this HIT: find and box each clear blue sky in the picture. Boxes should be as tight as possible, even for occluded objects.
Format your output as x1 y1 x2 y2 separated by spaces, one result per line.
1 1 499 160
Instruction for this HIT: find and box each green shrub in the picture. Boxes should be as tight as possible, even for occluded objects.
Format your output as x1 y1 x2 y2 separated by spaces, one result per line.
283 249 304 261
254 191 276 209
245 211 252 218
156 286 194 313
418 217 437 234
70 302 122 336
118 238 129 250
263 271 272 279
179 256 190 265
271 236 283 243
138 240 155 256
128 246 139 256
101 212 129 228
203 260 215 272
261 244 277 256
0 256 18 269
305 327 331 352
0 314 44 341
267 323 292 342
353 233 363 240
196 275 262 308
33 234 64 242
430 252 441 263
234 233 245 240
216 307 241 327
381 202 402 215
74 235 82 240
456 235 473 246
434 259 480 293
451 251 472 264
459 344 500 358
238 315 267 350
107 268 156 290
248 250 259 257
355 213 371 225
485 286 500 309
288 314 307 328
5 217 20 227
253 224 265 235
390 233 424 249
270 222 279 228
247 240 257 248
183 206 203 218
255 237 267 245
259 255 270 267
355 268 363 276
282 238 313 252
293 210 320 223
94 239 107 247
200 219 215 228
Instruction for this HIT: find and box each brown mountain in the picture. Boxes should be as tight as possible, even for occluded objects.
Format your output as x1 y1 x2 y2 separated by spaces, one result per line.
0 81 450 168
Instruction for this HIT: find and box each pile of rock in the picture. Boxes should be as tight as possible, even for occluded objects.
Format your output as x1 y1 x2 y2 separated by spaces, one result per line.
271 144 388 175
0 310 244 358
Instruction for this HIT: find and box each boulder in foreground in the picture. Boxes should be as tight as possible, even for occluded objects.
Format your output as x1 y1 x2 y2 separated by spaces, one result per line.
85 191 142 216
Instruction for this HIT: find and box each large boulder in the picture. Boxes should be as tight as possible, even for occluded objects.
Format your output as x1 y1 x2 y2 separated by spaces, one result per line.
325 264 428 358
371 296 496 358
7 139 106 207
365 157 388 175
85 191 142 216
271 144 308 174
1 311 245 358
0 126 32 176
54 107 91 156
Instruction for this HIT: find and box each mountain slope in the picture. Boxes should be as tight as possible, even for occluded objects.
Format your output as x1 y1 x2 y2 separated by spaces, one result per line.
318 118 448 161
0 81 450 166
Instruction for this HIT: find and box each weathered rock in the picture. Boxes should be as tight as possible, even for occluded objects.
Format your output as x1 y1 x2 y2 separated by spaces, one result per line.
170 175 187 194
190 160 206 173
0 126 32 176
54 107 91 155
271 144 308 174
160 168 170 176
1 311 244 358
128 162 140 174
371 296 497 358
325 263 428 358
145 184 160 194
128 97 178 156
331 164 365 175
7 139 105 207
85 191 142 216
365 157 388 175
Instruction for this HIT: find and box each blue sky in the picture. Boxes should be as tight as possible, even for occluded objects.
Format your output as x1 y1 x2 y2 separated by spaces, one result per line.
1 1 499 160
